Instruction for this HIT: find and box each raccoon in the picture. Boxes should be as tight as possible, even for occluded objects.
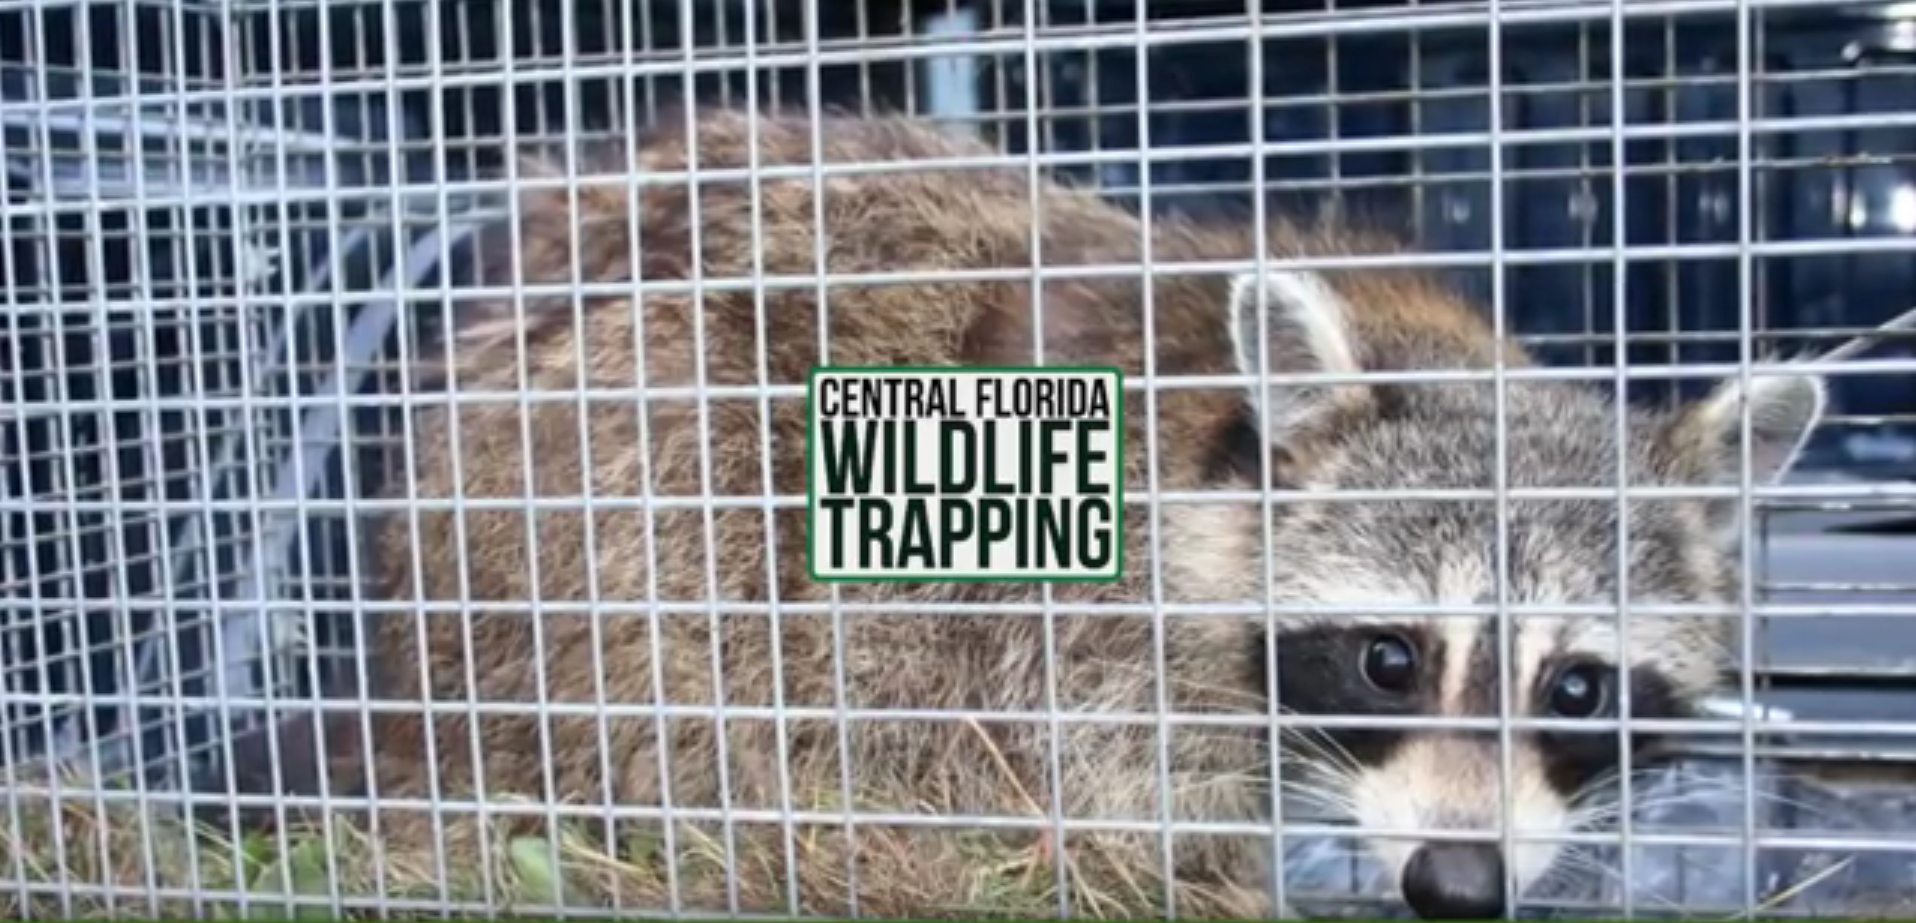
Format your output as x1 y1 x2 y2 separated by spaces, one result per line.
249 109 1824 919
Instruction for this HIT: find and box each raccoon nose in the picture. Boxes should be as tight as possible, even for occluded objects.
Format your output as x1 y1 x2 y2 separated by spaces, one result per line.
1401 841 1507 920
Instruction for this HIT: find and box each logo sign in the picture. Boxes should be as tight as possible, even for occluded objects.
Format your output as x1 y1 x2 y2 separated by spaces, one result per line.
806 367 1125 583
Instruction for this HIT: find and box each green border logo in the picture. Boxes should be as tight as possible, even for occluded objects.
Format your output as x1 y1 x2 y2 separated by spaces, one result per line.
806 366 1126 584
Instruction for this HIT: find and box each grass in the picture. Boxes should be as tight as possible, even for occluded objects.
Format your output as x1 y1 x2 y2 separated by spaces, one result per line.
5 760 1905 920
0 762 1270 920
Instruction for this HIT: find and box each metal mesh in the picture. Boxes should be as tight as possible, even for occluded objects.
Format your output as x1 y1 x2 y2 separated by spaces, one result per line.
2 0 1914 918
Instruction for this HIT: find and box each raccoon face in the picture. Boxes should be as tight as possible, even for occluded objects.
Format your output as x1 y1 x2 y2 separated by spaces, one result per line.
1186 267 1826 919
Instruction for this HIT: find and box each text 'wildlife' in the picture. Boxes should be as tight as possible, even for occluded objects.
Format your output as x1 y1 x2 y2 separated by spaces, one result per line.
807 369 1125 582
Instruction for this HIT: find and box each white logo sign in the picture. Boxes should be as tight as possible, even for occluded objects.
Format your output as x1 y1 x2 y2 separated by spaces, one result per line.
807 367 1125 583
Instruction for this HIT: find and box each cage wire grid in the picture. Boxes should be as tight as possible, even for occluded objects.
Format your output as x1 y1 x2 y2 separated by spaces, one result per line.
1 0 1915 919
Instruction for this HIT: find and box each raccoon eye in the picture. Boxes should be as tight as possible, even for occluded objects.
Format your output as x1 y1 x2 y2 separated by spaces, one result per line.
1547 660 1613 719
1360 633 1419 694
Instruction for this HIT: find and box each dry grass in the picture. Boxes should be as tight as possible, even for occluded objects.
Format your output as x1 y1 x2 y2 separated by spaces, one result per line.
8 765 1908 921
0 763 1270 920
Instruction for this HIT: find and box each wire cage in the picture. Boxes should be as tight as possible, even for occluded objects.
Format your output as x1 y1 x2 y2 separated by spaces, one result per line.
1 0 1914 918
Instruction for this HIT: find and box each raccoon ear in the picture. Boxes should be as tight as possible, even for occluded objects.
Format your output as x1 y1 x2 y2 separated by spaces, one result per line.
1660 370 1826 538
1672 371 1827 485
1226 268 1366 446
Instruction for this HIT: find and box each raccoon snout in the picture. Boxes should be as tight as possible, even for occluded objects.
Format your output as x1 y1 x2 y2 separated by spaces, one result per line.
1400 841 1507 920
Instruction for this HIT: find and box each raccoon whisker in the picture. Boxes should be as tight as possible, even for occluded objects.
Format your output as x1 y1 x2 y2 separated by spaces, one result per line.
1280 845 1378 882
1276 753 1363 800
1570 779 1846 830
1165 729 1273 752
1568 763 1631 795
1172 769 1276 798
1564 802 1632 829
1540 847 1688 913
1278 802 1359 825
1125 725 1360 812
1566 794 1717 830
1278 760 1360 789
1568 762 1717 803
1273 783 1361 820
1282 839 1369 859
1580 787 1769 820
1277 768 1362 805
1527 851 1604 900
1272 710 1365 781
1282 777 1362 816
1280 772 1361 806
1561 774 1854 866
1275 728 1362 774
1270 762 1348 788
1654 784 1845 824
1566 766 1735 814
1595 763 1777 791
1269 761 1359 798
1287 852 1374 874
1278 808 1360 830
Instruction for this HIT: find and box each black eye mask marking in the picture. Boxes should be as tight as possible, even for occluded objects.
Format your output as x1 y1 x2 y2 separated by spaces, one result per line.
1246 622 1693 802
1248 624 1442 769
1437 623 1692 798
1534 660 1688 798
